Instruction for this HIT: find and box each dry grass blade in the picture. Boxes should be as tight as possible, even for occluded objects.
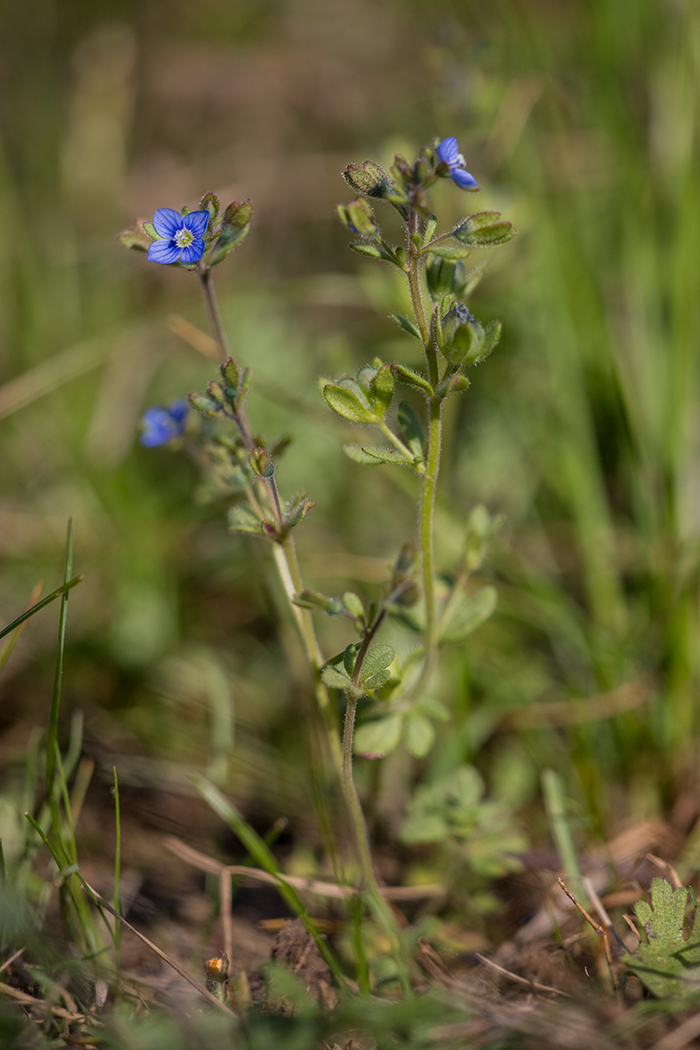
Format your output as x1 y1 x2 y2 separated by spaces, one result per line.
165 836 444 900
81 881 237 1020
0 979 84 1022
473 953 570 998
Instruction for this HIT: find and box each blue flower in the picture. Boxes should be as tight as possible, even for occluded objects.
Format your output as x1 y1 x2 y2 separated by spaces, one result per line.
147 208 210 265
140 400 188 447
436 137 478 190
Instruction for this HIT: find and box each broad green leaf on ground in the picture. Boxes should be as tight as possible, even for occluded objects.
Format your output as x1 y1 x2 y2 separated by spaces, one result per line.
623 878 700 1000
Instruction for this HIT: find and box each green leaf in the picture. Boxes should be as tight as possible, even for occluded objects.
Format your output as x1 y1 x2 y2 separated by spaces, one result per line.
356 445 411 466
391 364 433 396
342 592 365 622
343 444 385 465
422 214 438 246
188 390 222 417
397 401 425 458
424 244 473 260
283 492 316 530
454 212 517 248
440 586 497 644
142 221 158 240
369 364 394 417
390 314 422 341
323 384 377 424
349 243 384 259
322 664 352 690
353 713 403 757
405 713 436 758
623 879 700 1000
227 504 262 535
359 644 394 682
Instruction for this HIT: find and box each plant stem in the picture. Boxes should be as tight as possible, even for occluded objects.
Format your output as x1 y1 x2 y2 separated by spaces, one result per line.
417 398 442 690
342 613 411 992
406 210 443 694
197 270 343 778
274 536 343 777
198 266 230 362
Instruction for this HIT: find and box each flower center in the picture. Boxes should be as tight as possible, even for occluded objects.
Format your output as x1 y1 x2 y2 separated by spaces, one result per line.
174 227 195 248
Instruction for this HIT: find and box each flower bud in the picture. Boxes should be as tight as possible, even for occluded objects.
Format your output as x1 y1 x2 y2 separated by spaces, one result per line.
337 199 379 238
343 160 392 199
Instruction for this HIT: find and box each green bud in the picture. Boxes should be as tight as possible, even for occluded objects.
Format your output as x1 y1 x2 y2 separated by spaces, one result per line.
249 447 274 478
219 357 239 395
199 192 221 223
207 199 254 267
118 227 151 252
207 380 225 405
426 256 465 299
188 390 223 417
337 199 379 238
343 160 392 199
293 589 343 616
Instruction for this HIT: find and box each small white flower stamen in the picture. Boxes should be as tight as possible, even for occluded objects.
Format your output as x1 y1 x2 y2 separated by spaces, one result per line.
175 227 194 248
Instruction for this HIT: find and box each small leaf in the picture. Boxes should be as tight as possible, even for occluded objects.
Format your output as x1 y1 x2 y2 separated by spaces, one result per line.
227 503 262 535
342 592 365 622
623 879 700 1001
323 385 377 424
356 446 411 466
361 668 392 691
390 314 422 341
405 713 436 758
343 444 385 465
397 401 425 458
369 364 394 417
283 492 316 530
422 214 438 246
353 713 403 757
359 644 395 682
220 357 239 394
391 364 433 396
425 244 473 260
322 664 352 690
440 586 497 644
349 243 384 259
453 212 516 248
142 221 159 239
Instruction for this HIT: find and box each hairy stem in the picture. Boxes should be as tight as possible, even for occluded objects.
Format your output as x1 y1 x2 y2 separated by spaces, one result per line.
198 266 230 363
276 537 343 777
341 612 411 992
405 210 443 693
197 269 343 778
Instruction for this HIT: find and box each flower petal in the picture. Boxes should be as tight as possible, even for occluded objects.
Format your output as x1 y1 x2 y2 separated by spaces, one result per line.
148 239 182 264
437 137 460 165
182 210 210 238
152 208 184 238
168 400 188 425
450 168 478 189
140 408 173 447
180 238 206 264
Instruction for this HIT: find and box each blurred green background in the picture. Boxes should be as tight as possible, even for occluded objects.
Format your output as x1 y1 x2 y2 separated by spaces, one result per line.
2 0 700 872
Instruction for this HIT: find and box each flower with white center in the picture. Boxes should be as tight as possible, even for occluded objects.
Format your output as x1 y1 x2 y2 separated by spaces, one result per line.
147 208 210 265
436 137 478 190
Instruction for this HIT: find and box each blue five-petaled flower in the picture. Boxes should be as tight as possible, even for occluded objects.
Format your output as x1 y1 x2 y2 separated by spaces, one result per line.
436 137 478 190
140 400 188 447
147 208 210 265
